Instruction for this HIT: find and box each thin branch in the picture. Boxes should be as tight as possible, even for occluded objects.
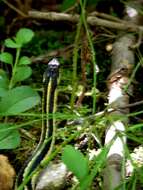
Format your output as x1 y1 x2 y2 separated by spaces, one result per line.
89 11 123 23
119 100 143 109
29 11 79 22
88 100 143 119
28 10 143 32
2 0 27 17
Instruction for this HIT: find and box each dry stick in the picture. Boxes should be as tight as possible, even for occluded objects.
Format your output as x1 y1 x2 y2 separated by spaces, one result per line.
89 11 124 23
2 0 27 17
119 100 143 109
86 100 143 122
28 10 143 32
102 2 140 188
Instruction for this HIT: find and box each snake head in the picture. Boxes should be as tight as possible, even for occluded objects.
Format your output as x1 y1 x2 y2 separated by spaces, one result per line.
43 58 60 83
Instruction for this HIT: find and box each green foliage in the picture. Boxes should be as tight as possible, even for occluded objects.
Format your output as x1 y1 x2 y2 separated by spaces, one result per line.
25 30 74 56
60 0 77 11
14 66 32 83
19 56 31 65
0 123 20 149
0 69 9 97
5 38 21 48
15 28 34 46
138 166 143 186
0 28 34 88
80 145 110 190
0 28 40 149
0 52 13 64
0 86 40 116
5 28 34 49
62 144 110 189
62 145 89 181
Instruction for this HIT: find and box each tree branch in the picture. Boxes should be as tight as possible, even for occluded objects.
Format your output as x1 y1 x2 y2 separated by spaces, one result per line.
2 0 27 17
28 10 143 32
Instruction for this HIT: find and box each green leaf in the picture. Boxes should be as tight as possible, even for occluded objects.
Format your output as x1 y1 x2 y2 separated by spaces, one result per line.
139 166 143 185
0 69 9 88
13 66 32 83
0 69 9 97
19 56 31 65
79 144 111 190
0 88 8 97
62 145 89 181
0 123 20 149
5 38 20 48
60 0 76 11
0 86 40 116
0 52 13 64
16 28 34 45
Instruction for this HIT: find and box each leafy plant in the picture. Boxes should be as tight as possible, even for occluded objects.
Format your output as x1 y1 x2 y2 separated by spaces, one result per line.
62 145 89 182
0 123 20 149
0 28 40 149
62 144 110 189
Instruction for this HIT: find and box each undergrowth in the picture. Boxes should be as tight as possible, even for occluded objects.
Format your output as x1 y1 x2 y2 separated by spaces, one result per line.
0 0 143 189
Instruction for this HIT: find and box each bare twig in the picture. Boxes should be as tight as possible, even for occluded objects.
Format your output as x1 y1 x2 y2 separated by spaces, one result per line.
89 11 123 23
2 0 27 17
87 100 143 121
119 100 143 109
28 11 79 22
28 10 143 32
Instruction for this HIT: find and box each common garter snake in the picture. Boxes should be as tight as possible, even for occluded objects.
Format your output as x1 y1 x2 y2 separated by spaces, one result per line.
15 58 60 190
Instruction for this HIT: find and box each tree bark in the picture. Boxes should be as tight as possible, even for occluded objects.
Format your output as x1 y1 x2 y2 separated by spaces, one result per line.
103 0 143 189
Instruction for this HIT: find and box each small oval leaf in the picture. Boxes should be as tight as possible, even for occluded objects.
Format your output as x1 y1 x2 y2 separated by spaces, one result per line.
16 28 34 45
0 52 13 64
19 56 31 65
13 66 32 83
5 38 20 48
0 86 40 115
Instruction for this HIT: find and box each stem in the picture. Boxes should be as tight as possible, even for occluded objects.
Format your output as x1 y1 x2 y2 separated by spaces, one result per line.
80 0 97 113
9 47 21 89
70 16 82 109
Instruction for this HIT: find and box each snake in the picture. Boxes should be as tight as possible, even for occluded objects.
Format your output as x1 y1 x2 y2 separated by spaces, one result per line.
15 58 60 190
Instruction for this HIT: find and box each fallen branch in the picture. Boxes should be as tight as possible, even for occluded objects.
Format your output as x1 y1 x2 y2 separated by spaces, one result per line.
102 1 142 189
89 11 123 23
28 10 143 32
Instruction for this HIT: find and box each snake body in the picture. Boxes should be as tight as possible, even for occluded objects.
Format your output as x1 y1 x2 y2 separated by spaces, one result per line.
15 58 60 190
